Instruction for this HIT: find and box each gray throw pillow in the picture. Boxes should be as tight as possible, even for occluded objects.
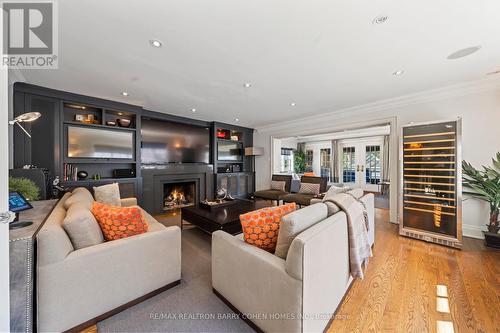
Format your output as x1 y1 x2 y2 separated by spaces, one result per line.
270 180 286 191
93 183 121 206
63 205 104 250
298 182 320 195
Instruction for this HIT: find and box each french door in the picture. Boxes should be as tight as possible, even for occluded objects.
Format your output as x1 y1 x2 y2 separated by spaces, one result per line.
341 138 384 192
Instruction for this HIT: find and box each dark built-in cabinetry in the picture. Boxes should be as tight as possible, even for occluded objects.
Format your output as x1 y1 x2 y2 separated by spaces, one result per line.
13 83 255 208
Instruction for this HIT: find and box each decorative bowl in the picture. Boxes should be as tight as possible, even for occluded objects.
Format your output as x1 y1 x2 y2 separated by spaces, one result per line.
117 118 131 128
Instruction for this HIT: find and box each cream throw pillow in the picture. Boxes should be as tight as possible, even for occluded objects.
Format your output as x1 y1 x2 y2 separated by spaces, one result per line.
63 205 104 249
93 183 121 206
64 187 94 210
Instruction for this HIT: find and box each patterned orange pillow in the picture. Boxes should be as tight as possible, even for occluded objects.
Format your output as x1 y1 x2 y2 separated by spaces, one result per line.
240 203 296 252
91 202 148 241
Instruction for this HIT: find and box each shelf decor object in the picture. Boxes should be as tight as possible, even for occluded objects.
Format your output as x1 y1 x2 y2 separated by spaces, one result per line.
399 119 462 248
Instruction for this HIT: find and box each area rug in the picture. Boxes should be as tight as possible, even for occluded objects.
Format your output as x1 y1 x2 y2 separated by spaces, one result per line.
97 225 253 332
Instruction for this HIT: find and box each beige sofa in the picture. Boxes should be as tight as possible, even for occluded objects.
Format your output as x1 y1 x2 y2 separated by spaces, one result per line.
37 192 181 332
212 194 374 333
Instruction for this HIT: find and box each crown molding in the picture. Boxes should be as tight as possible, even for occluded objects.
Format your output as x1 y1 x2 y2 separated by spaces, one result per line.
256 77 500 133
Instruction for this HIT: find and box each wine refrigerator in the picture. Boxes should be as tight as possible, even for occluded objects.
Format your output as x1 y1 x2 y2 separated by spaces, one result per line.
399 119 462 248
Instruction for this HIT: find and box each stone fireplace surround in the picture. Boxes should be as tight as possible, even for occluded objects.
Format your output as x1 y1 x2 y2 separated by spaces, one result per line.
141 164 214 215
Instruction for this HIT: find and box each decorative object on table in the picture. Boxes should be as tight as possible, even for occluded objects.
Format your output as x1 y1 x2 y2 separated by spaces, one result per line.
77 170 88 180
399 119 462 249
462 152 500 248
116 118 131 128
215 187 227 202
8 112 41 138
9 176 40 201
92 174 102 180
199 198 237 211
106 120 117 126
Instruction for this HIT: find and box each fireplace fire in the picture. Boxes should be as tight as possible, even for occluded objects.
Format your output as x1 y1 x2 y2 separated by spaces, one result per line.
163 182 196 210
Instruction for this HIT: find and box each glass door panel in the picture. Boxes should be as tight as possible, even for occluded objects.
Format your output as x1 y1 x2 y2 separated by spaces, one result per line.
364 145 382 191
320 148 331 182
342 146 356 184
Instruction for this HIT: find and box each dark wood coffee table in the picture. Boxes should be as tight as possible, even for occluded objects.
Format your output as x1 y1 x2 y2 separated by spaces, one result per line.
181 199 271 235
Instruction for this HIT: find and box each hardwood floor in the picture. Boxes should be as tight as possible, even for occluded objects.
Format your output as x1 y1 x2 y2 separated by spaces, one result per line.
327 209 500 333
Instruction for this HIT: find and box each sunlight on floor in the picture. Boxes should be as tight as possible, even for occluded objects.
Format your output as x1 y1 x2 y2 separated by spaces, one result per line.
437 320 455 333
436 284 453 332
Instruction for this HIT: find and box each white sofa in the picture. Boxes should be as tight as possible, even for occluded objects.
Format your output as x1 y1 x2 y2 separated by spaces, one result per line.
212 194 374 333
37 192 182 332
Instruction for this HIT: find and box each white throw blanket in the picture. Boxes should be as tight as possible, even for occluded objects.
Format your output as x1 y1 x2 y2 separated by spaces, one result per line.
323 192 372 279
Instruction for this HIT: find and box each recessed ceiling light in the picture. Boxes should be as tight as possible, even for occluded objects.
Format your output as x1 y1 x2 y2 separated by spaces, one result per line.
235 118 240 122
243 83 252 88
149 39 162 48
290 102 296 106
372 15 388 25
121 91 129 96
393 70 404 76
117 112 123 116
447 46 481 60
191 108 196 113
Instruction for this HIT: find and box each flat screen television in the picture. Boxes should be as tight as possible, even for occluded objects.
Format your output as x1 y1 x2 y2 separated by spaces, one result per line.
141 118 210 164
67 126 134 159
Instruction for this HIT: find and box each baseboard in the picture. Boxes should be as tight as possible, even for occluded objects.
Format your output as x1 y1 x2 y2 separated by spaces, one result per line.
462 224 486 239
64 280 181 333
212 288 264 333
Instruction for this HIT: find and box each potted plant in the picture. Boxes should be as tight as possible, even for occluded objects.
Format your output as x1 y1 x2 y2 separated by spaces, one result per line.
9 176 40 201
462 152 500 248
294 150 306 174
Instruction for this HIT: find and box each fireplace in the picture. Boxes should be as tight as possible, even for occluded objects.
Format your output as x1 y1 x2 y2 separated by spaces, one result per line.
163 181 196 211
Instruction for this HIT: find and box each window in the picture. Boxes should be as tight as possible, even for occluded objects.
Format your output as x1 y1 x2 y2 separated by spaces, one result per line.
320 148 331 181
305 150 313 170
342 146 356 182
365 145 381 184
280 148 293 173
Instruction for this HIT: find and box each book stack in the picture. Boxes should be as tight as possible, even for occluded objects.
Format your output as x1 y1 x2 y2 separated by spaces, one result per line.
63 163 78 181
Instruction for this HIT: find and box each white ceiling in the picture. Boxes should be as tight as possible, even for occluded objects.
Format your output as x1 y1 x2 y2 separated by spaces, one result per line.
18 0 500 128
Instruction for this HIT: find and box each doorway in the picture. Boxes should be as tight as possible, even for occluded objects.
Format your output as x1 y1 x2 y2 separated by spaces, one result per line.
340 137 384 192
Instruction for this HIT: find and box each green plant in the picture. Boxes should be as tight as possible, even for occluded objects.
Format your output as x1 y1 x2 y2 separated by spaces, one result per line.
9 176 40 201
462 152 500 233
294 150 306 173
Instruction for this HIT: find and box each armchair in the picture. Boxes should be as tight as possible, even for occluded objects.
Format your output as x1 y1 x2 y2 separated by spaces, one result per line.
253 174 292 205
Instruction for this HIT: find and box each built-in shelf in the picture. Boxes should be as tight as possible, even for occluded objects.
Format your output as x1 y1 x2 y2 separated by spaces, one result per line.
63 121 136 132
217 138 244 144
62 177 137 184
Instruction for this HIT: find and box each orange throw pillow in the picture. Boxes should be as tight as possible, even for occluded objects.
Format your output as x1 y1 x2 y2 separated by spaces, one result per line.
91 202 148 241
240 203 296 252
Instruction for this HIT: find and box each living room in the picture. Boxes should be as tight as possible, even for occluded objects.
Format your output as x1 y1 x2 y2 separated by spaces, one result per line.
1 1 499 333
